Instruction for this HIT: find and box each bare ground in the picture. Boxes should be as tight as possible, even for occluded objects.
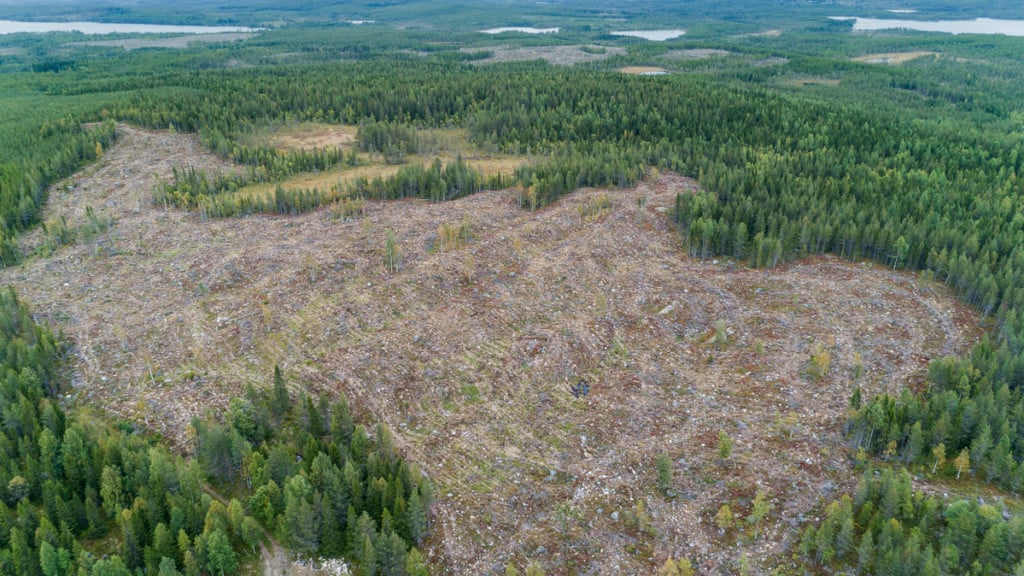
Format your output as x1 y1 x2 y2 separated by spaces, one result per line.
265 123 358 151
466 45 625 66
67 33 256 51
5 126 984 575
664 49 734 60
852 51 939 65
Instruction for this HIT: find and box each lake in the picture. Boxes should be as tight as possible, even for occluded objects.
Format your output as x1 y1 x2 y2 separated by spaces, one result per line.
610 30 686 41
480 27 559 35
831 17 1024 36
0 20 257 35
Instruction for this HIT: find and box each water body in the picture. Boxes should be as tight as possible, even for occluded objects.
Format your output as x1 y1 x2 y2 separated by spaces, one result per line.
0 20 257 35
480 27 559 34
831 17 1024 36
610 29 686 41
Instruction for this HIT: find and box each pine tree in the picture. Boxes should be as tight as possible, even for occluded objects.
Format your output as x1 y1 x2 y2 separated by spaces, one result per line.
203 530 237 576
715 504 734 533
406 548 429 576
656 453 672 495
158 557 183 576
379 530 408 576
857 530 874 572
717 431 733 463
747 489 772 538
384 229 401 273
358 535 377 576
904 422 924 465
407 487 426 544
271 365 290 419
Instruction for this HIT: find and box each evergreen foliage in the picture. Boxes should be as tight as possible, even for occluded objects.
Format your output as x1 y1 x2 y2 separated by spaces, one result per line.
800 469 1024 575
0 289 431 575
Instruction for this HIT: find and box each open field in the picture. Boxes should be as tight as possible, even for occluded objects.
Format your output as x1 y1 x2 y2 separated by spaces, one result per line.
67 32 257 50
465 45 625 65
228 124 527 202
6 126 985 574
852 51 939 64
665 48 734 59
264 122 358 151
617 66 669 75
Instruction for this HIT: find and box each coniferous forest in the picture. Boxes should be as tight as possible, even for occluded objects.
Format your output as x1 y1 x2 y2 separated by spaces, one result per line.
3 0 1024 574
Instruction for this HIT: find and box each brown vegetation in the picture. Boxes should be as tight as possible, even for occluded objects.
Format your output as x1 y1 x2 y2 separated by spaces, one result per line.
264 122 358 151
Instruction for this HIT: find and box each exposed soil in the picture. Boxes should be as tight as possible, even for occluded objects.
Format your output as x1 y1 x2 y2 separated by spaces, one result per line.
852 51 938 65
5 125 984 575
466 45 625 66
665 49 734 60
67 32 256 51
265 123 358 151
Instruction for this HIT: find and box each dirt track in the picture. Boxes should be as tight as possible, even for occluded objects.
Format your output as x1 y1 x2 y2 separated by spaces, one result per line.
4 125 984 574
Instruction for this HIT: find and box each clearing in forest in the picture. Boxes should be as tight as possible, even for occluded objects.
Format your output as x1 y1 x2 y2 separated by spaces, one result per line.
617 66 670 75
787 77 841 87
66 32 257 51
7 125 985 575
664 48 734 59
226 123 526 202
261 122 358 151
852 51 938 64
466 45 625 65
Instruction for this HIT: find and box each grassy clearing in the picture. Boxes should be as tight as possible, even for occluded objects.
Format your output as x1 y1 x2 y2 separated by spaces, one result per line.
224 125 528 204
223 156 525 204
264 121 358 151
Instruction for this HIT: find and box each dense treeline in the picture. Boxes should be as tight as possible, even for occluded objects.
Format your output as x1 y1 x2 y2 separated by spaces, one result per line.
847 341 1024 493
195 367 432 575
0 287 263 576
0 287 430 575
202 129 354 179
349 157 496 202
357 119 420 163
156 156 504 218
800 469 1024 575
